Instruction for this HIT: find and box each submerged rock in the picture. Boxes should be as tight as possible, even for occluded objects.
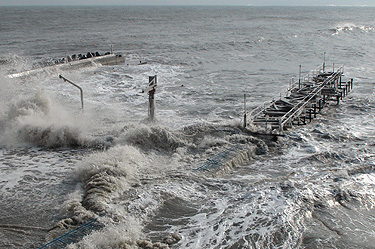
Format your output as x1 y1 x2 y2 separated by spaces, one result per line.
162 233 182 245
137 240 153 249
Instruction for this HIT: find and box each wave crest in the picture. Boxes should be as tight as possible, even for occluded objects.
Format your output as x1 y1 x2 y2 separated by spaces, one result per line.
121 125 192 152
77 145 144 212
332 24 375 35
1 92 108 148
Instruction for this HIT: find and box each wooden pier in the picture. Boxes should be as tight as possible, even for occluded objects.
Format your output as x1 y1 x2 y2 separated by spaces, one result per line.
246 64 353 133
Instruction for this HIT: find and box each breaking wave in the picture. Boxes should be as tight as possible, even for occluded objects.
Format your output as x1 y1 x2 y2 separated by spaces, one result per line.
40 118 375 248
120 124 192 153
0 91 110 148
47 145 146 241
44 122 281 247
77 145 144 213
331 24 375 35
1 54 33 76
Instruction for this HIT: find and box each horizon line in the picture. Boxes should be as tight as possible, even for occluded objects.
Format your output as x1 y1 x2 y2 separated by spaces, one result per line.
1 4 374 7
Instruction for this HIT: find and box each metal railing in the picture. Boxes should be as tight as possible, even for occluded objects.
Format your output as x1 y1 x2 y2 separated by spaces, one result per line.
59 75 84 112
278 65 344 131
246 64 324 125
38 215 105 249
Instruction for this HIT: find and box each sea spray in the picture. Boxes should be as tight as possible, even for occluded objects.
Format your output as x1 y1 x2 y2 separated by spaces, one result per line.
2 54 33 76
0 91 110 148
7 91 51 119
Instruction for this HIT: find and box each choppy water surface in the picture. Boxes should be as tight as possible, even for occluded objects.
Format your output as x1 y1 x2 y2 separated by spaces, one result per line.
1 6 375 249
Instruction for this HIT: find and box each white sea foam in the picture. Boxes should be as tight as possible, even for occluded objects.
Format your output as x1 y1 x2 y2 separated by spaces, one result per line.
67 218 143 249
332 23 375 35
0 89 112 148
76 145 145 212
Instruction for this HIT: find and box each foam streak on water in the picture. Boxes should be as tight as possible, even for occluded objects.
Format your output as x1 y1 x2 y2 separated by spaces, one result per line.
1 6 375 249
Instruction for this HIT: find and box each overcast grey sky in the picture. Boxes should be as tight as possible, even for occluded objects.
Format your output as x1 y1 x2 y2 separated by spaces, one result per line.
0 0 374 6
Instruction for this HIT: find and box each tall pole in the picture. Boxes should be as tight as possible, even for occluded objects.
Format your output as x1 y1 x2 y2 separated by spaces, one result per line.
149 90 155 121
299 65 302 89
59 75 84 113
148 76 157 121
323 52 326 72
243 94 247 128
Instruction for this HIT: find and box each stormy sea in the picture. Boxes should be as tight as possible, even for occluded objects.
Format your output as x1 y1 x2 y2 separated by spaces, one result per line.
1 5 375 249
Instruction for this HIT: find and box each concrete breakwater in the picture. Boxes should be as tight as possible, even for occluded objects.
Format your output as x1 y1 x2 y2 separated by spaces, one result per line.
7 53 124 79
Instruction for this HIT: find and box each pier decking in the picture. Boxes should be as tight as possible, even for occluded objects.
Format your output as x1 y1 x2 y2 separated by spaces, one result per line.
246 64 353 133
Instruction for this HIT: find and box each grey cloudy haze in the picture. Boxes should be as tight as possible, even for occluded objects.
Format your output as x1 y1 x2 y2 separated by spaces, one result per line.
1 0 375 6
0 0 375 6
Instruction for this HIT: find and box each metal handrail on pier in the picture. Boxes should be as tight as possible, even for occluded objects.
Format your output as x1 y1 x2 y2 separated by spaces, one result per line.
246 64 350 133
246 64 325 124
279 66 344 131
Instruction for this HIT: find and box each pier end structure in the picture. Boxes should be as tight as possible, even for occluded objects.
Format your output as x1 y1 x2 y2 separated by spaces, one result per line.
246 64 353 133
